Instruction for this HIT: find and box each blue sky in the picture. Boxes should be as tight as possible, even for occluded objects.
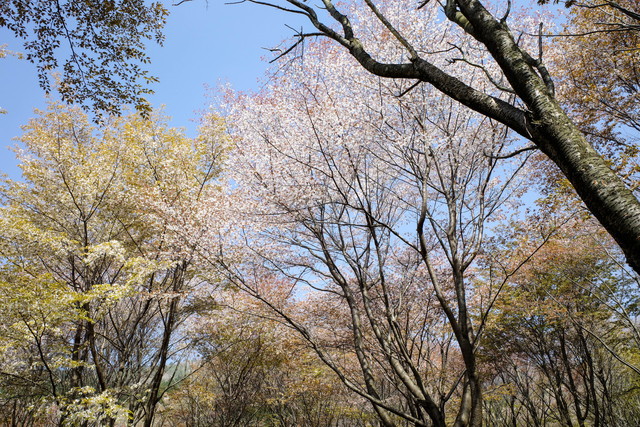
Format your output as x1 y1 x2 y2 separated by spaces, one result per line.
0 1 305 179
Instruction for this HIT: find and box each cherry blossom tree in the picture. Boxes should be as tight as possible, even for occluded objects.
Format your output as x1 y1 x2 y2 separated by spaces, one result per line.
234 0 640 274
212 25 537 425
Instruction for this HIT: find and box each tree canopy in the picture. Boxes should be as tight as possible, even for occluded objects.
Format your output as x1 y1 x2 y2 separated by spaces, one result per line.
230 0 640 276
0 0 167 116
1 1 640 426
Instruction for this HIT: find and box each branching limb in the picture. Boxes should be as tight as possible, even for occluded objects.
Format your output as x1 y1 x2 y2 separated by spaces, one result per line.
484 144 537 159
448 56 516 94
444 0 478 37
364 0 419 60
267 30 325 63
501 0 512 23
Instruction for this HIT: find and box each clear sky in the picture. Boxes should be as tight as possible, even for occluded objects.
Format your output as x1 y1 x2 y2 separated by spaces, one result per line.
0 1 305 179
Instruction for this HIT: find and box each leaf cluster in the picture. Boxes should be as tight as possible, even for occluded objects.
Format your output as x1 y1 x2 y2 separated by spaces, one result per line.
0 0 167 116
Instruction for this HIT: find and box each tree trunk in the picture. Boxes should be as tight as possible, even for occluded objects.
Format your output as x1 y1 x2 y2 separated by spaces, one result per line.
456 0 640 273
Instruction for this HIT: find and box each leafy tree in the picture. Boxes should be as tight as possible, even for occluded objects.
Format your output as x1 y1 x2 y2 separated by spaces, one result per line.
554 0 639 136
159 287 372 426
0 0 167 116
550 0 640 194
480 208 640 426
0 103 226 426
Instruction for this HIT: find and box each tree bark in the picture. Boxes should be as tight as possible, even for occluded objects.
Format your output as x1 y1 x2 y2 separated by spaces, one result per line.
455 0 640 273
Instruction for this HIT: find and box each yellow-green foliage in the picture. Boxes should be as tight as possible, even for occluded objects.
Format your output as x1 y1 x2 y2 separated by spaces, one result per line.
0 102 227 425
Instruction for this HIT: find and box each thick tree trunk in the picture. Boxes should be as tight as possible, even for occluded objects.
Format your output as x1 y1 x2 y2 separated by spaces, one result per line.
532 110 640 271
456 0 640 273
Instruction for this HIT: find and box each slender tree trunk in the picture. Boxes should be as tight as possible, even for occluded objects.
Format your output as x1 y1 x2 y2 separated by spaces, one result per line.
142 298 178 427
142 263 187 427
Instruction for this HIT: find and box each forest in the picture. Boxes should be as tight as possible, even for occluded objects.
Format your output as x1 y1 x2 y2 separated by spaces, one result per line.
0 0 639 426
